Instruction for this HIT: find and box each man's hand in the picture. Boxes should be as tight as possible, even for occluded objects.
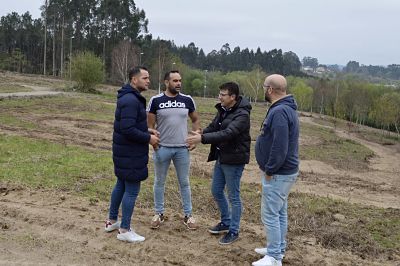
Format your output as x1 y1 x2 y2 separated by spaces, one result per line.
148 128 160 137
149 134 160 150
186 131 202 146
187 143 196 151
260 169 272 181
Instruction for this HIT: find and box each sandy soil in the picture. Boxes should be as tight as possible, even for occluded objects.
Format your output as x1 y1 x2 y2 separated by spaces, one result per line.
296 117 400 209
1 184 395 266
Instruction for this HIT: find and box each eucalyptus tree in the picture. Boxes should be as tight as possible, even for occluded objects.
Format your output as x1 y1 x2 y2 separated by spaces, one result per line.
96 0 148 73
302 56 318 70
283 51 301 76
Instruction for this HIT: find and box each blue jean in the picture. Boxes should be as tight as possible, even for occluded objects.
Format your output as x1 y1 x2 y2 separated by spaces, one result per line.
211 160 245 234
108 178 141 230
261 172 297 261
153 146 192 216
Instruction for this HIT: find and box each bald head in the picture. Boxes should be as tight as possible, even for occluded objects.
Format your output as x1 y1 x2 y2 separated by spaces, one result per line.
263 74 287 103
264 74 287 93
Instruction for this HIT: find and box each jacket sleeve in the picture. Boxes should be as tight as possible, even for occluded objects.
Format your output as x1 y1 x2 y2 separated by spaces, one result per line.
202 114 219 135
202 111 249 144
119 96 151 143
265 111 289 175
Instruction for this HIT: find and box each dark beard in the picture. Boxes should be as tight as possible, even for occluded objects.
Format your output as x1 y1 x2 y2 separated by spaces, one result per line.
169 87 179 95
264 93 271 103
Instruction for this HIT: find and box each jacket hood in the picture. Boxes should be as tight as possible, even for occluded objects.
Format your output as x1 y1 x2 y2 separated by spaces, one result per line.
270 94 298 111
117 83 138 98
216 95 252 113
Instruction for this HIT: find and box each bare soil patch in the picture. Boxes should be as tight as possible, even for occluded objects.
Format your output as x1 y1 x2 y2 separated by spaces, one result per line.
298 116 400 209
1 184 396 266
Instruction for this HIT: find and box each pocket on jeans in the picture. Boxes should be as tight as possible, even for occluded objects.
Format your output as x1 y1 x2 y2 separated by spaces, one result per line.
274 174 297 183
153 147 162 161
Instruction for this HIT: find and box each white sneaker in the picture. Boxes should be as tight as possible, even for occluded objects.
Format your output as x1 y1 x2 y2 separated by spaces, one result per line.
117 229 145 242
254 248 285 259
252 255 282 266
104 220 121 232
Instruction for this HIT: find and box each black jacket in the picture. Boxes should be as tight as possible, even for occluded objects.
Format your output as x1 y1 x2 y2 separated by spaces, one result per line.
202 96 252 164
112 84 151 182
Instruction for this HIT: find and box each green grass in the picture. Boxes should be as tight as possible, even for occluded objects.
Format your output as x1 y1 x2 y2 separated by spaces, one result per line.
0 72 71 90
0 134 113 189
310 114 400 145
1 91 377 176
0 114 38 129
288 192 400 255
0 95 115 122
0 83 33 93
300 123 374 170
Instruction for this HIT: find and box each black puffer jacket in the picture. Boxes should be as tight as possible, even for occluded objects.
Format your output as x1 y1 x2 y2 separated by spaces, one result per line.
112 84 150 182
202 96 251 164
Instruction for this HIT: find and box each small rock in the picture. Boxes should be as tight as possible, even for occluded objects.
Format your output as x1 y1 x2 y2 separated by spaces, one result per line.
333 213 346 222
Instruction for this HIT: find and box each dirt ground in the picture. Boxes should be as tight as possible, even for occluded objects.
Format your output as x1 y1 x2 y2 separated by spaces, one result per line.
295 116 400 209
0 82 399 265
1 184 396 266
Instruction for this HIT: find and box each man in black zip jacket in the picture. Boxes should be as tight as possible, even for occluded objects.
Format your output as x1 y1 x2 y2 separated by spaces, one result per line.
186 82 251 245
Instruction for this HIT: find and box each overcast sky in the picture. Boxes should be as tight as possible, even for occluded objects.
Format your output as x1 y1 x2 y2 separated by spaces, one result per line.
1 0 399 66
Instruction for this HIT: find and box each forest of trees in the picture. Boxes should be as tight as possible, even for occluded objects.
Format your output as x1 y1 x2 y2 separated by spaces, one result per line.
0 0 399 134
343 61 400 80
0 0 303 81
287 76 400 134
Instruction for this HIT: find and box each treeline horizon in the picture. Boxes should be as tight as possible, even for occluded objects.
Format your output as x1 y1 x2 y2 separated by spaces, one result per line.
1 1 399 81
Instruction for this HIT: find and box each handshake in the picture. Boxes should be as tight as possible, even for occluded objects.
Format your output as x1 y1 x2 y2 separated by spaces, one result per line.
148 128 203 151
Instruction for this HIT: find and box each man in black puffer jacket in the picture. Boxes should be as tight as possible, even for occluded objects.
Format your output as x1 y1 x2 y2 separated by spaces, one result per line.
105 66 159 243
187 82 251 245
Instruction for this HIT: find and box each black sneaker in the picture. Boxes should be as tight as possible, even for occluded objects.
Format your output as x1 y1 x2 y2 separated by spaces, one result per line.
208 222 230 235
219 231 239 245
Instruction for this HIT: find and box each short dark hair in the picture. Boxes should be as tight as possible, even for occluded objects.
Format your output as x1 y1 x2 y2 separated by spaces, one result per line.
219 82 240 100
128 66 148 81
164 70 180 81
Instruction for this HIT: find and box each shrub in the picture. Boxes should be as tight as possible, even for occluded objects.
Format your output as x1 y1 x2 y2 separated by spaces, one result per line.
71 51 104 93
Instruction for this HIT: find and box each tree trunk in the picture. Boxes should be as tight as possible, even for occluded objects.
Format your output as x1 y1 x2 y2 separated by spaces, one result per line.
60 15 64 78
43 0 47 75
334 83 339 118
320 94 324 114
52 15 56 77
